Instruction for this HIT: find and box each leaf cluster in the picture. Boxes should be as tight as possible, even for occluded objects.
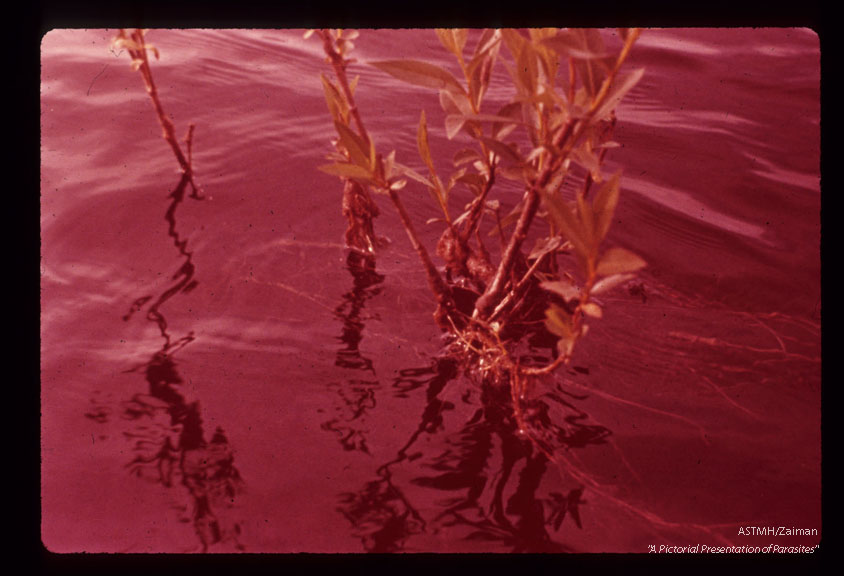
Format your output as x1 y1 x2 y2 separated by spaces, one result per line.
313 29 647 421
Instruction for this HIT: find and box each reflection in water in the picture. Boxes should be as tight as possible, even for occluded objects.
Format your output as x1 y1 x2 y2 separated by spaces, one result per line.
323 239 612 552
122 351 244 551
337 358 457 552
334 251 385 374
113 173 244 551
336 351 610 552
412 376 608 552
43 29 821 553
122 173 200 348
322 251 385 454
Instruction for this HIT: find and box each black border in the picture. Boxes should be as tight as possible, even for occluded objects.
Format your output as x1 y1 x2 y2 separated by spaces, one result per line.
27 0 827 573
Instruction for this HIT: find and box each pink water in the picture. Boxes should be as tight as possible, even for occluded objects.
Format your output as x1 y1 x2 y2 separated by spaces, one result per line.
40 28 821 553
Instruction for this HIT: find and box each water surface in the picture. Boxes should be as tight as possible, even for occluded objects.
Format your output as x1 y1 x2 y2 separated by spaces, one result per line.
40 28 820 553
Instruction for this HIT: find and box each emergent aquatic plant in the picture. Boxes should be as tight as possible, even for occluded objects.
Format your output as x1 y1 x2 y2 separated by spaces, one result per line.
313 28 647 448
113 29 201 196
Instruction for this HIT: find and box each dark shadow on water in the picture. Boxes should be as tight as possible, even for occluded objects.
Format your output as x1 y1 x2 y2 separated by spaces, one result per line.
334 251 385 374
320 226 613 552
336 351 611 552
121 351 244 551
321 251 385 455
409 375 606 552
93 172 244 551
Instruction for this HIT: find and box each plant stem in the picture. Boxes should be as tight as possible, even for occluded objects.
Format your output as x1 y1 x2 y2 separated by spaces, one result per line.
488 249 551 322
387 188 457 318
317 29 457 320
474 30 641 321
319 30 371 147
459 165 496 246
473 186 541 319
121 30 198 192
316 29 386 254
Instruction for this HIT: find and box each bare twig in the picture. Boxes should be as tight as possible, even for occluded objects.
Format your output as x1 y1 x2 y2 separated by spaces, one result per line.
115 29 200 194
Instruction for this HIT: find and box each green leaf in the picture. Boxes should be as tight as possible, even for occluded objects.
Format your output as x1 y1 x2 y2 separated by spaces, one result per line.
115 37 143 52
371 60 465 95
440 89 473 116
591 272 635 296
383 149 396 180
466 34 501 109
394 163 435 188
543 161 566 193
536 45 559 90
522 101 541 147
541 191 590 259
455 171 486 195
541 279 580 303
320 74 346 123
581 302 603 318
574 59 598 97
516 42 539 95
529 235 564 260
595 247 646 276
557 337 574 359
580 29 609 62
493 198 525 232
473 28 500 60
417 112 447 214
592 172 620 242
454 29 469 53
493 102 522 139
417 110 436 177
446 167 467 192
541 30 611 60
571 147 602 182
318 162 374 181
576 193 596 248
468 113 529 126
445 114 467 140
592 68 645 121
528 28 558 43
453 148 482 166
545 303 574 339
549 30 610 98
436 28 459 57
334 121 369 168
436 29 468 60
501 28 527 61
478 136 522 165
